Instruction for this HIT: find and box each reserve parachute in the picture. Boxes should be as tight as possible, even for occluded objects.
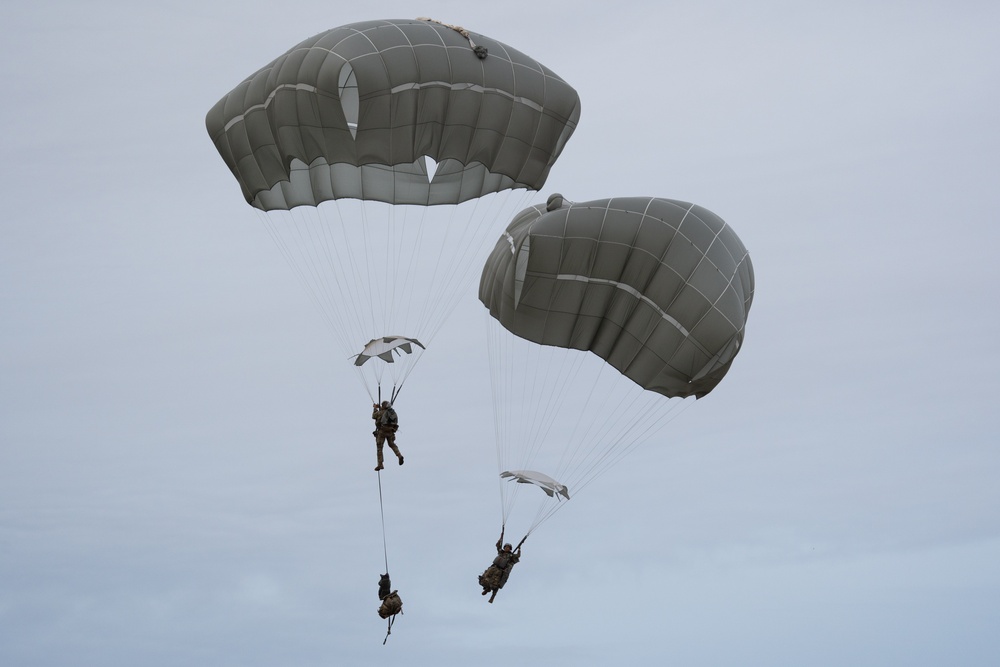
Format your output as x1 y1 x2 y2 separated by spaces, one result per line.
480 195 754 536
206 18 581 401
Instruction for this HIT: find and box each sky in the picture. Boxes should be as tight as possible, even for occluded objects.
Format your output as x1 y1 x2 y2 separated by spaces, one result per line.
2 1 999 665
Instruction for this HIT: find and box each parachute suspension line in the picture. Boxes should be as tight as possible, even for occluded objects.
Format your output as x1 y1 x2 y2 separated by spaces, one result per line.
390 204 437 390
438 188 535 341
488 307 702 536
300 206 349 326
584 381 689 487
528 492 566 535
380 354 421 405
486 312 510 524
292 207 341 333
271 189 533 405
372 381 403 412
379 204 404 389
414 199 460 341
258 208 371 389
416 192 488 343
331 199 406 397
358 201 382 343
439 190 534 339
288 201 388 401
303 205 379 392
389 203 414 340
261 202 391 366
539 375 695 528
551 362 639 482
522 385 647 536
521 356 607 534
534 395 691 534
257 210 341 338
534 347 590 463
322 201 378 350
487 313 591 525
379 202 426 394
497 318 540 522
335 199 378 352
486 313 506 520
417 189 536 349
517 335 589 468
587 395 696 479
384 202 404 346
360 367 380 404
487 313 528 524
490 319 523 520
551 370 647 491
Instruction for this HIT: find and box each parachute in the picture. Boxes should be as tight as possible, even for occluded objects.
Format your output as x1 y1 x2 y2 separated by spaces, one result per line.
206 18 581 401
354 336 425 368
480 195 754 535
501 470 570 500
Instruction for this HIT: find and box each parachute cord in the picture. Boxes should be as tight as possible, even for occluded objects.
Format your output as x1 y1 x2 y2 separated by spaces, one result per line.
359 375 376 405
378 471 399 646
383 614 395 645
377 471 389 575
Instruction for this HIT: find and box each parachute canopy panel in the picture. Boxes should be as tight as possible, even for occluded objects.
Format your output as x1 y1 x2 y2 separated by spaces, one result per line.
480 196 755 399
205 18 582 210
354 336 425 367
501 470 570 500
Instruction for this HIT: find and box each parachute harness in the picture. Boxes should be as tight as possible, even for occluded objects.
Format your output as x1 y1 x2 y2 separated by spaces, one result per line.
417 17 488 58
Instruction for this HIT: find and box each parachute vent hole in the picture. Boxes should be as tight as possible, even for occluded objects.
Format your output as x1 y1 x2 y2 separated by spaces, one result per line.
424 155 438 183
338 64 359 139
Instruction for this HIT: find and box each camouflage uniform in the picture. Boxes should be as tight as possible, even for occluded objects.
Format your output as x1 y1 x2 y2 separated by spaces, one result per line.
479 537 520 602
378 591 403 618
378 573 391 600
372 403 403 470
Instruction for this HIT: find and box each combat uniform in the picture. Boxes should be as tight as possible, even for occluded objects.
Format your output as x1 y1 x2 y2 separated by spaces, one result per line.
372 404 403 470
479 537 520 600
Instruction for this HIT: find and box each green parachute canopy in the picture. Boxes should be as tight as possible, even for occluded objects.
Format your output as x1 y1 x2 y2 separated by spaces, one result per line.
480 195 754 399
206 18 582 211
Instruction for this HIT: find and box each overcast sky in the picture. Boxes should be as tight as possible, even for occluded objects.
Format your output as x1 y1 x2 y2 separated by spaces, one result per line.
2 1 999 665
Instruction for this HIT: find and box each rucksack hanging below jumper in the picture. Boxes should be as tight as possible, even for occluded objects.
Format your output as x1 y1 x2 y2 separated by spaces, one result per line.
378 591 402 619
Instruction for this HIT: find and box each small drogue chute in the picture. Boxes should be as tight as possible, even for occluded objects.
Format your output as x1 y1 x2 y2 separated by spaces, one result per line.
354 336 425 367
501 470 570 500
